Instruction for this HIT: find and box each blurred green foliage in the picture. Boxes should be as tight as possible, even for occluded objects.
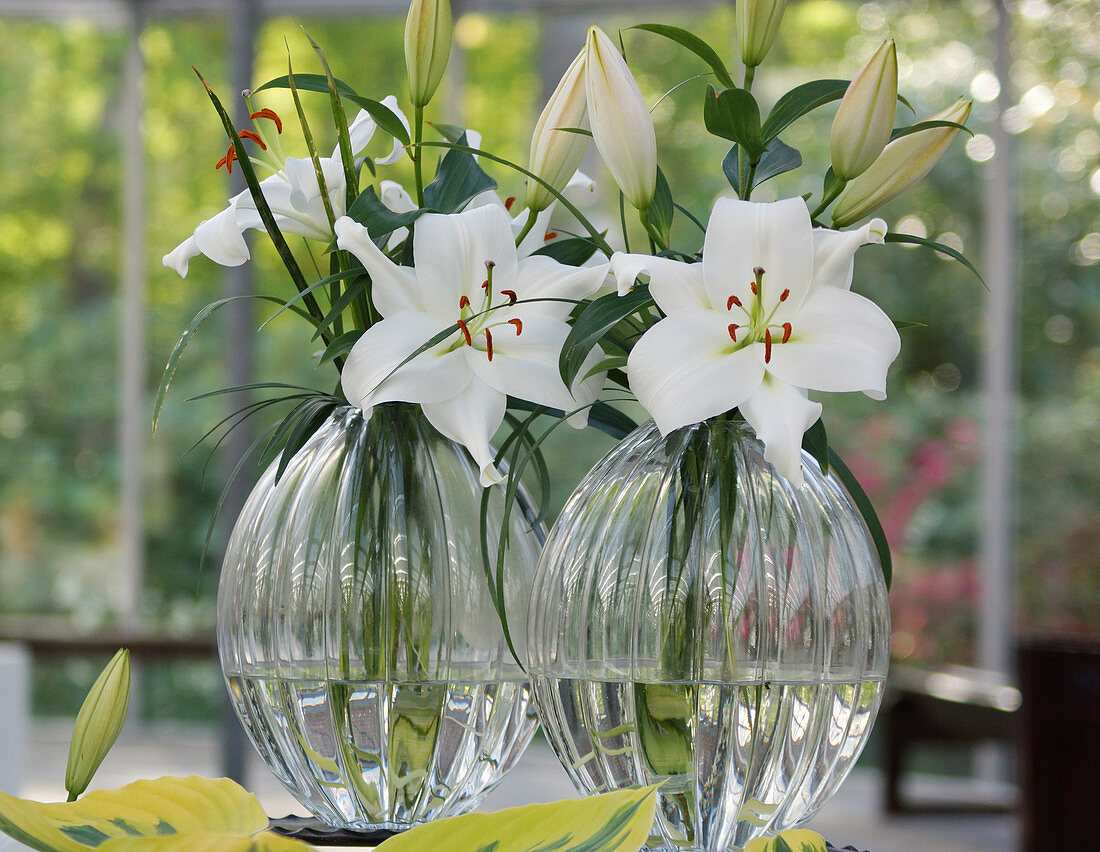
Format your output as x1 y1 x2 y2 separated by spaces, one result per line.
0 0 1096 718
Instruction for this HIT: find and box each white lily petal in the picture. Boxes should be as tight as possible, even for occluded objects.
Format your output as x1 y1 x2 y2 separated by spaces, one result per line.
466 314 596 415
380 180 417 214
514 255 609 318
413 204 519 307
811 218 888 291
346 109 378 158
282 157 345 231
162 236 200 277
377 96 414 165
739 378 822 486
702 196 814 311
192 203 251 268
341 312 471 409
421 379 507 487
627 312 766 435
334 217 424 316
609 252 709 310
766 286 901 399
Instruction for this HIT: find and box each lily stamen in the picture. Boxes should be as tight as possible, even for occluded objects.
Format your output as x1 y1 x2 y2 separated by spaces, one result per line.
456 319 473 346
459 295 471 310
764 328 773 363
728 323 739 341
545 231 558 241
485 328 494 361
249 108 283 133
780 288 790 302
215 145 237 173
500 289 518 305
508 318 523 335
504 196 516 210
728 295 742 309
238 129 267 150
782 322 793 343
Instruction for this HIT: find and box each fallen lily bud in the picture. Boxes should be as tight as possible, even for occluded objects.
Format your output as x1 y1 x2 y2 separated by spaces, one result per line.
585 25 657 212
405 0 452 107
526 49 589 214
65 648 131 801
737 0 788 68
831 39 898 181
832 97 973 227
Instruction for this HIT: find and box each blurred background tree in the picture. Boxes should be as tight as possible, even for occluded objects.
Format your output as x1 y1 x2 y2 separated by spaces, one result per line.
0 0 1096 717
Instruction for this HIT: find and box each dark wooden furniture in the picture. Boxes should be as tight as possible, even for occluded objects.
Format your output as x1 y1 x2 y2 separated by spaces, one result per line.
1018 635 1100 852
882 665 1020 813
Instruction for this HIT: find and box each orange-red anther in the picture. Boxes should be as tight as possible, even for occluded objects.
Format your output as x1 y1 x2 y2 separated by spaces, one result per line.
782 322 792 343
750 281 758 295
238 129 267 150
485 328 494 361
456 319 473 346
459 295 471 310
728 324 739 342
481 279 490 291
508 318 523 335
544 231 558 241
504 196 516 210
500 289 517 305
780 288 790 302
215 145 237 173
727 295 742 310
764 328 773 363
250 108 283 133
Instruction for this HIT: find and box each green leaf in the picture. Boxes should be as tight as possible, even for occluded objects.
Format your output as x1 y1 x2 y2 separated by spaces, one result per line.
0 776 310 852
423 142 497 214
583 354 628 380
761 79 850 142
828 449 892 588
559 286 654 387
302 30 358 205
556 126 593 137
801 417 829 475
253 74 410 145
648 167 675 248
379 788 658 852
532 237 601 266
744 829 828 852
631 23 735 88
884 232 987 288
345 185 427 247
889 118 973 141
724 139 802 191
704 85 765 161
152 295 312 434
318 330 362 365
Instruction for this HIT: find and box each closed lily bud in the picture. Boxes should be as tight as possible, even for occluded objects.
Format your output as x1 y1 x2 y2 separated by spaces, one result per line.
65 648 130 800
832 97 972 227
737 0 788 68
404 0 452 107
526 50 589 214
831 39 898 181
585 25 657 212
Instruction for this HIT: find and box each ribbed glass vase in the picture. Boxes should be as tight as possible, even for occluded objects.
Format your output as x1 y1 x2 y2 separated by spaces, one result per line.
218 404 542 830
528 416 889 852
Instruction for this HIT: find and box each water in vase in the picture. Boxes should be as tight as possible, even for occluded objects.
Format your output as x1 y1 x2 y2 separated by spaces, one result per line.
227 674 538 830
534 675 884 852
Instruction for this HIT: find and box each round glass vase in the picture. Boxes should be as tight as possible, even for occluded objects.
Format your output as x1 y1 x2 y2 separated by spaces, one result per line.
528 416 889 852
217 404 542 831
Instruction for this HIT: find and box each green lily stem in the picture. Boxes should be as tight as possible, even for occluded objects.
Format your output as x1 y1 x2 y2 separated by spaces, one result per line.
638 205 668 253
810 177 848 221
413 105 426 207
514 207 539 247
739 64 757 201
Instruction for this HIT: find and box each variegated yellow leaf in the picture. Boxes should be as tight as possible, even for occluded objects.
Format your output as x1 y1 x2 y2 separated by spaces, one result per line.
744 828 828 852
376 787 659 852
99 832 309 852
0 776 309 852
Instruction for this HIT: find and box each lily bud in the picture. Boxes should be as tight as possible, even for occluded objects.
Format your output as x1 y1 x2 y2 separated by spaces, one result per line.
585 25 657 212
526 50 589 214
830 39 898 181
832 97 972 227
737 0 788 68
404 0 452 107
65 648 130 800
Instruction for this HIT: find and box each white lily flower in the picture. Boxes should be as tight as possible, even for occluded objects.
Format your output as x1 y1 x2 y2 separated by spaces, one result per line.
163 98 410 277
334 204 610 486
613 196 899 484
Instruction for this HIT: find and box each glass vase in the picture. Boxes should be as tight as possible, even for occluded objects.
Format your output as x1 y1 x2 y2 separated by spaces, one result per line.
528 416 889 851
218 404 542 830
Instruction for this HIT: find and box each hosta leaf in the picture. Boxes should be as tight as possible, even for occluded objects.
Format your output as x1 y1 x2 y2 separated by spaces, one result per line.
99 833 307 852
375 786 658 852
0 777 309 852
744 829 828 852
